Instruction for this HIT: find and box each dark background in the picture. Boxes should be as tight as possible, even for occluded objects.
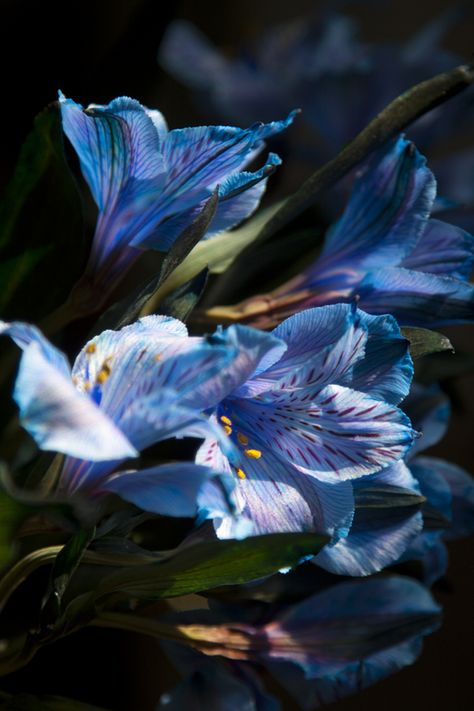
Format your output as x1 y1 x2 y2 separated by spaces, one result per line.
0 0 473 709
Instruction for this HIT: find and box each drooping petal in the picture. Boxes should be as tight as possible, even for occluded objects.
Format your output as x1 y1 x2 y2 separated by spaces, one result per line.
316 461 423 576
0 321 137 462
401 218 474 280
196 437 354 541
320 136 436 269
102 462 236 521
14 341 137 461
233 384 415 483
264 576 441 675
356 266 474 325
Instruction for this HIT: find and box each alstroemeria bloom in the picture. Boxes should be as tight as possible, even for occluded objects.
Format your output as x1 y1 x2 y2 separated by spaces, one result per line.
59 92 296 308
158 576 440 710
0 316 252 522
243 136 474 329
197 303 416 549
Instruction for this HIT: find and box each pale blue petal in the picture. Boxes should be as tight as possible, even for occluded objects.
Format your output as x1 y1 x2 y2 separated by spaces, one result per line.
233 384 415 483
196 436 354 541
0 320 71 376
316 461 423 576
14 342 137 461
102 462 236 520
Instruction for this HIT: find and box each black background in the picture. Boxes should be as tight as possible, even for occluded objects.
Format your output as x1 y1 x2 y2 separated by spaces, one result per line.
0 1 473 709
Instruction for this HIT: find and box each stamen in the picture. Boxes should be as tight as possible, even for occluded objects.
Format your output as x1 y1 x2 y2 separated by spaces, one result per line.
236 468 246 480
223 425 232 436
237 432 249 446
97 361 112 385
244 449 262 459
85 343 96 354
220 415 232 426
155 353 162 362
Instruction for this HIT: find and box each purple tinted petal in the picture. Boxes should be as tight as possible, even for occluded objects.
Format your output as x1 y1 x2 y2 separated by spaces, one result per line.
321 136 436 269
401 218 474 280
357 266 474 326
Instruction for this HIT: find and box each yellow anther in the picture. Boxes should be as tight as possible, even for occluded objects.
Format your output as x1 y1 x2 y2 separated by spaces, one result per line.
220 415 232 426
85 343 96 354
236 467 246 480
223 425 232 436
97 362 112 385
237 432 249 446
155 353 162 362
244 449 262 459
84 381 92 392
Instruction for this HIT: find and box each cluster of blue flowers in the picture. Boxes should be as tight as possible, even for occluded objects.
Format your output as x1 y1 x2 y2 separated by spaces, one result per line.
0 8 473 710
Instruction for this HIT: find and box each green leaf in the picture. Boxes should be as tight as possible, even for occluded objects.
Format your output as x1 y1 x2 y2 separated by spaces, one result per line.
41 528 95 624
156 267 208 322
97 532 329 600
0 481 33 570
0 103 84 320
141 201 283 310
401 327 454 359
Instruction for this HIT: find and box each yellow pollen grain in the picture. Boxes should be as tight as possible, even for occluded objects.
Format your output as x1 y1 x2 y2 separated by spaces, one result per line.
155 353 162 362
97 363 112 384
244 449 262 459
236 468 246 480
237 432 249 446
220 415 232 426
85 343 96 354
223 425 232 436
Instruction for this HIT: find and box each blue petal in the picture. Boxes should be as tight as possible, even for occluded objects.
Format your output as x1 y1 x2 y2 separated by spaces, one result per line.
234 384 415 483
204 155 282 237
356 266 474 326
316 461 423 576
159 112 296 215
402 383 450 458
0 320 71 376
196 436 354 541
337 309 413 405
102 462 236 520
71 315 240 431
14 343 137 462
321 136 436 269
401 218 474 280
415 456 474 540
267 576 441 674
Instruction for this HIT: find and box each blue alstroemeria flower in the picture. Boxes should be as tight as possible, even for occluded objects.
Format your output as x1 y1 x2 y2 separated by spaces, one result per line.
158 575 440 710
159 12 473 166
59 92 296 303
397 384 474 584
196 303 416 554
0 316 250 523
256 136 474 329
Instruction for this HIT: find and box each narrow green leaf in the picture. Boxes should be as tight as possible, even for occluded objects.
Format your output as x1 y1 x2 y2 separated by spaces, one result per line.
401 326 454 359
97 532 329 600
156 267 208 322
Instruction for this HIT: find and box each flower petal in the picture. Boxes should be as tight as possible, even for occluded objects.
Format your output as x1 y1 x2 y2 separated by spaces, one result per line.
401 218 474 280
316 461 423 575
357 266 474 325
233 384 415 483
196 437 353 541
321 136 436 269
102 462 236 520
